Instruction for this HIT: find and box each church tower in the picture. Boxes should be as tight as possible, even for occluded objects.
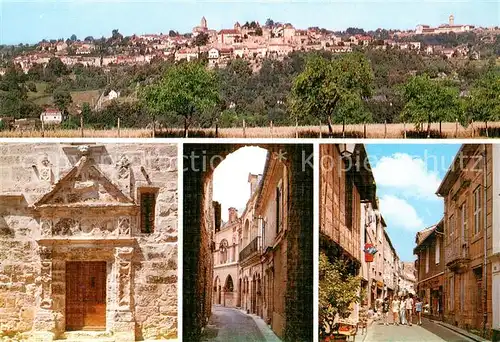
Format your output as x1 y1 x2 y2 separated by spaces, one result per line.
201 16 207 29
449 14 454 26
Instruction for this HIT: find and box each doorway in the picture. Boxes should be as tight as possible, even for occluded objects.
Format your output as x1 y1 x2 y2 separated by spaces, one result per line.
66 261 107 331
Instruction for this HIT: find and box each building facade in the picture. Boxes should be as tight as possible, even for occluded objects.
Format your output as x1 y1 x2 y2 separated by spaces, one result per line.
212 207 240 308
437 144 497 338
320 144 377 326
0 143 178 341
414 220 445 321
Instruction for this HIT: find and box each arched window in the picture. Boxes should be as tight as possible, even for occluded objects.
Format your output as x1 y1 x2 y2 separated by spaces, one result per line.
225 275 234 292
220 239 228 264
244 220 250 245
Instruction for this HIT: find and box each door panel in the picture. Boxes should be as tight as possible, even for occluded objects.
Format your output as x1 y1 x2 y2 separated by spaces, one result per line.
66 261 107 331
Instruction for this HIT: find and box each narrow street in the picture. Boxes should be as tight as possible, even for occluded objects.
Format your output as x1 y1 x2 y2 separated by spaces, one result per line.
362 316 476 342
201 305 280 342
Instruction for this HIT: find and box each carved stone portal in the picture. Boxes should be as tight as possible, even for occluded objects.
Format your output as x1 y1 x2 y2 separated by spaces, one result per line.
37 246 53 310
116 155 131 179
114 247 134 310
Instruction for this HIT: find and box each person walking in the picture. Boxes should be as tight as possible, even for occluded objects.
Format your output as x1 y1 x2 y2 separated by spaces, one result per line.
415 297 423 325
391 296 400 326
406 294 414 326
399 295 407 325
382 297 390 325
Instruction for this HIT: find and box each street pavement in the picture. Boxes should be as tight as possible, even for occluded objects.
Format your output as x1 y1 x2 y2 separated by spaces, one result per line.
201 305 281 342
361 314 476 342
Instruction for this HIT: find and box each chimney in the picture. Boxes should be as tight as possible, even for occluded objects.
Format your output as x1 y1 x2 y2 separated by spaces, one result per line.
248 173 262 197
228 207 238 223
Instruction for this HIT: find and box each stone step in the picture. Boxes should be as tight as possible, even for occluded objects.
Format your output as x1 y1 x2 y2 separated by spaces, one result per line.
56 331 114 341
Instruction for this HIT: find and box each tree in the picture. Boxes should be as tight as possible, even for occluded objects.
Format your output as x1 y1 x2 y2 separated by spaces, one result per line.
265 18 275 28
84 36 94 42
140 62 220 136
193 32 209 47
465 70 500 128
319 251 361 339
53 90 73 113
400 75 461 136
168 30 178 37
46 57 68 77
70 34 77 42
290 53 374 134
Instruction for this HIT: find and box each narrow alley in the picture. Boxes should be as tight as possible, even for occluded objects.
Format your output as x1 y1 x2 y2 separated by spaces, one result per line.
202 306 281 342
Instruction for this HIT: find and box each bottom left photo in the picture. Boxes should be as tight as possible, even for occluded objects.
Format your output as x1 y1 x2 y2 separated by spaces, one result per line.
0 142 178 341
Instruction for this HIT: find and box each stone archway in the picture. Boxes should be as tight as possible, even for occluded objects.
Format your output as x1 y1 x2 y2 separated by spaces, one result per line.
183 144 314 342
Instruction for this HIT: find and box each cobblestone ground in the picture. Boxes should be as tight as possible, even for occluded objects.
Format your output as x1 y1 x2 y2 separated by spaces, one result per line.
201 306 268 342
362 315 475 342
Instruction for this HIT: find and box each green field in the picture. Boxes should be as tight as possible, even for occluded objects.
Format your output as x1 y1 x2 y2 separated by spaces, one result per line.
27 82 102 109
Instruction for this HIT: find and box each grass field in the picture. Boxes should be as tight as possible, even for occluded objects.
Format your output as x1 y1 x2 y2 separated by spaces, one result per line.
26 83 102 109
2 121 500 138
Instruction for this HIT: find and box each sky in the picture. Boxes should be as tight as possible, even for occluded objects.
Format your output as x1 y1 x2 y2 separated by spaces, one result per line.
366 143 461 262
0 0 498 45
213 146 268 222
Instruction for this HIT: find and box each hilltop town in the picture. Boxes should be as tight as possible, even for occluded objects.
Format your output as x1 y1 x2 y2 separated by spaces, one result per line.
3 15 499 74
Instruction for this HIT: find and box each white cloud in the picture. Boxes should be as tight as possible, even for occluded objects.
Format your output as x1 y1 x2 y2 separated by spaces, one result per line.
371 153 441 200
213 146 268 221
379 195 425 232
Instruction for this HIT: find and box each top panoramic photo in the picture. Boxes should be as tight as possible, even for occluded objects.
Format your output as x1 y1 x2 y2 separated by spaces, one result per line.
0 1 499 139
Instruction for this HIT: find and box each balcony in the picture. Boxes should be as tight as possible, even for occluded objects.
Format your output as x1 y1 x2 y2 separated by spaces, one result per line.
239 236 261 262
446 239 470 273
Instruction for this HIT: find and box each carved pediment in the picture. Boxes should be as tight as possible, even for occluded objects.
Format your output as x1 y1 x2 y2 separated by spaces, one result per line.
34 155 134 208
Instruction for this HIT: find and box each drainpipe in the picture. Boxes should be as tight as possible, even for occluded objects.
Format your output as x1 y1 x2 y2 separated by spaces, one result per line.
483 145 488 336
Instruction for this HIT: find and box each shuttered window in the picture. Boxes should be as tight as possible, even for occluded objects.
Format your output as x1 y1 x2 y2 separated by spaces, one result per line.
140 190 156 234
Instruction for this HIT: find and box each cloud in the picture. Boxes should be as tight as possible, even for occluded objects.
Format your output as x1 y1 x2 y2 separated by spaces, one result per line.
379 195 425 232
371 153 441 200
213 146 268 221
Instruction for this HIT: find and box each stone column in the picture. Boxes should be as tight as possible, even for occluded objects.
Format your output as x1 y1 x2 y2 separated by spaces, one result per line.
113 246 135 342
32 246 58 341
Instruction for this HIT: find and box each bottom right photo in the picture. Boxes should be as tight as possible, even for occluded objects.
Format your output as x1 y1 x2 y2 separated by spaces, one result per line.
319 143 499 342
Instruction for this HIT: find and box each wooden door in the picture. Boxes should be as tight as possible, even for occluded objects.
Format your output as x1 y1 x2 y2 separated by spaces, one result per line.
66 261 107 331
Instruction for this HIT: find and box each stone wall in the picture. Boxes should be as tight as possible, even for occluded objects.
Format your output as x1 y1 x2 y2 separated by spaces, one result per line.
0 143 178 341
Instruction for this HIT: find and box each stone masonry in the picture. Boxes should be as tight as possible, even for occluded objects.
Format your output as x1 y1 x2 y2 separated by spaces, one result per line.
0 143 178 341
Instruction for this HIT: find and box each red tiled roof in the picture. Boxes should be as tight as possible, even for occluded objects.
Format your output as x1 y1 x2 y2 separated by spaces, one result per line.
219 29 240 35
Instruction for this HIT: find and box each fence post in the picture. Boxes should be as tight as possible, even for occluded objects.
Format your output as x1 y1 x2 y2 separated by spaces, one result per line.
455 119 458 138
152 117 155 138
117 117 120 138
243 119 246 138
80 115 84 138
384 120 387 139
41 119 45 138
403 121 407 139
215 122 219 138
342 118 345 138
472 120 475 138
485 121 489 138
363 122 366 139
319 121 322 139
270 121 273 138
295 118 298 139
439 121 442 138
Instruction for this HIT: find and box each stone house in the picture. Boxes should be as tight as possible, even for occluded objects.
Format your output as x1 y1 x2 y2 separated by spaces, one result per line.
398 262 416 295
437 144 499 339
414 220 445 321
0 143 178 341
40 109 63 125
212 207 240 308
383 230 398 300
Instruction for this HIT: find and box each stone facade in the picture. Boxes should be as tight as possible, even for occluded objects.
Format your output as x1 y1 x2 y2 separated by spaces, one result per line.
414 220 445 321
437 144 496 338
213 207 240 308
0 143 178 341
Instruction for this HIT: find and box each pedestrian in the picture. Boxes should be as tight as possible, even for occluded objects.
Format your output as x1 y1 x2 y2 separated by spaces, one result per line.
382 297 390 325
415 297 423 325
391 296 400 326
406 294 414 326
399 295 406 325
